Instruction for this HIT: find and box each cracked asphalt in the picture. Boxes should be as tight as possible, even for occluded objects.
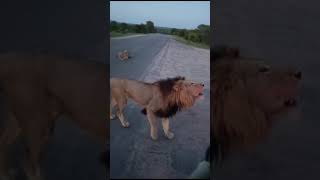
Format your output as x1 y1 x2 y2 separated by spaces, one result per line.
110 34 210 179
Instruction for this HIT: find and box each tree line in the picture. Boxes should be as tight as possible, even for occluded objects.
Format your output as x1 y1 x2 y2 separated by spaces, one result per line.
110 20 156 34
170 24 210 46
110 20 209 46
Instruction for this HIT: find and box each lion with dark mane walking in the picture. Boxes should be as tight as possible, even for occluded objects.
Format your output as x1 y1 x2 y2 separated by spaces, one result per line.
110 76 204 140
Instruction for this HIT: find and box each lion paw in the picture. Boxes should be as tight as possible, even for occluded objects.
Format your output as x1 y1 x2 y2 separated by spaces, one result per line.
121 121 130 128
151 133 158 140
165 132 175 139
110 115 116 120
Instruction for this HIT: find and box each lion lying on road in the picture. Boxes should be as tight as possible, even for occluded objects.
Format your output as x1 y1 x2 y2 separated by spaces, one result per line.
212 46 302 162
110 77 204 140
117 50 131 61
0 52 108 180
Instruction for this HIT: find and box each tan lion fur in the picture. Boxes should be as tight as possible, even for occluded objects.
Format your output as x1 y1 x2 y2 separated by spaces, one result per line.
118 50 129 61
110 76 204 140
0 52 108 180
212 46 301 161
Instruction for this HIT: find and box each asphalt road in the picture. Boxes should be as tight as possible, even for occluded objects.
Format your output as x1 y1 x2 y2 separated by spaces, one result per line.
214 1 320 179
110 34 169 79
110 34 210 179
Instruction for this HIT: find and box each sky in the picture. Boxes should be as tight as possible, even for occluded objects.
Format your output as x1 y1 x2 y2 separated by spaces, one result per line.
110 1 210 29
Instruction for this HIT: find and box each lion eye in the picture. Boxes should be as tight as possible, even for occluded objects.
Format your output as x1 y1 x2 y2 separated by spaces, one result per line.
259 66 270 73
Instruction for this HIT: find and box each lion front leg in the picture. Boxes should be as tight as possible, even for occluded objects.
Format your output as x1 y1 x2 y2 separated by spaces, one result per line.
146 109 158 140
162 118 174 139
0 111 20 180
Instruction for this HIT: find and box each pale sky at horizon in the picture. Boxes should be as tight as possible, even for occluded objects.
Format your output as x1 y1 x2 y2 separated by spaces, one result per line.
110 1 210 29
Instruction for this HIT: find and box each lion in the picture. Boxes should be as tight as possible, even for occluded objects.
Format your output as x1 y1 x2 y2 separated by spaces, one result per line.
110 76 204 140
212 46 302 162
117 50 130 61
0 52 108 180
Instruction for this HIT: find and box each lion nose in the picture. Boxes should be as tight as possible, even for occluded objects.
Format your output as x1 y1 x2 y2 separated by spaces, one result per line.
294 71 302 80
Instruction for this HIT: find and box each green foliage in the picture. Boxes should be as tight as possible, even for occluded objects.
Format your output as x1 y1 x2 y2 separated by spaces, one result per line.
110 20 210 47
110 21 118 31
159 24 210 46
134 24 147 33
157 27 171 34
119 23 128 33
171 28 178 35
110 20 156 35
146 21 156 33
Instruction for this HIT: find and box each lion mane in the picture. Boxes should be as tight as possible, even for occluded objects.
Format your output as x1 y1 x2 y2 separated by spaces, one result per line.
141 76 196 117
212 45 301 162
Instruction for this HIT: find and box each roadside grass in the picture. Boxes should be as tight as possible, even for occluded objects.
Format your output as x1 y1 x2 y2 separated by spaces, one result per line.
172 35 209 49
110 31 142 37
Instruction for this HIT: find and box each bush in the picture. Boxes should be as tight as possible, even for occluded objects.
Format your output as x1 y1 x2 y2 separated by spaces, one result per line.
110 20 156 34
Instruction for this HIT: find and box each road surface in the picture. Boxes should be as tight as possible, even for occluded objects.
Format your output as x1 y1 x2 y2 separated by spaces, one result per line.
214 1 320 179
110 34 210 179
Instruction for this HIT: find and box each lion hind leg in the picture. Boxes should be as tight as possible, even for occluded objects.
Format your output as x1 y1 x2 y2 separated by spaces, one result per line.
115 99 130 128
110 98 116 120
162 118 174 139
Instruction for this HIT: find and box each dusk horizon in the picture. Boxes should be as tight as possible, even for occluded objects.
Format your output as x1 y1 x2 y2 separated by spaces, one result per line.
110 1 210 30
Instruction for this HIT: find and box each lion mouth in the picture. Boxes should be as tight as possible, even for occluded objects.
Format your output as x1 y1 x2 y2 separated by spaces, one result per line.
194 89 204 97
284 98 297 107
193 85 204 98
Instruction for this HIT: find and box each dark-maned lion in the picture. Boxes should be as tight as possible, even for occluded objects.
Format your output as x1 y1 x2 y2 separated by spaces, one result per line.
0 52 108 180
213 46 302 162
110 77 204 140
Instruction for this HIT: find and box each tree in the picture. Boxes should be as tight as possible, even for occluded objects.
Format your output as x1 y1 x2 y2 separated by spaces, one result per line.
178 29 187 37
134 24 147 34
171 28 178 35
146 21 156 33
184 31 189 40
134 24 141 33
110 21 118 31
197 24 210 45
189 34 195 41
119 23 128 33
140 24 147 33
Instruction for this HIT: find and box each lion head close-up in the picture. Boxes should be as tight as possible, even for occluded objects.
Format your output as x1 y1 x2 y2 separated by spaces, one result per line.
213 46 302 161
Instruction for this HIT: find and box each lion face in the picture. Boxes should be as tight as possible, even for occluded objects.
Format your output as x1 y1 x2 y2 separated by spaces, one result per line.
213 59 301 161
235 60 301 115
174 80 204 98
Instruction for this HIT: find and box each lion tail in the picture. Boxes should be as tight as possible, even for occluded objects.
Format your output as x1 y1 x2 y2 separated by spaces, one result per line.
141 108 147 115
